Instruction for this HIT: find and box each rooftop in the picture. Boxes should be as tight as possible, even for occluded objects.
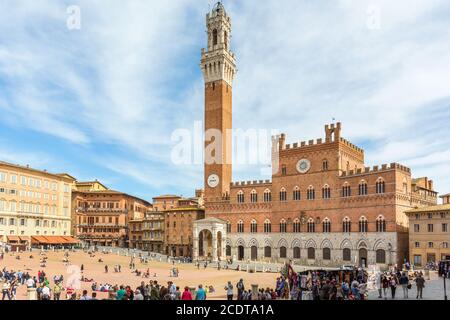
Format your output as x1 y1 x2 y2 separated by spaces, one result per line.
405 204 450 214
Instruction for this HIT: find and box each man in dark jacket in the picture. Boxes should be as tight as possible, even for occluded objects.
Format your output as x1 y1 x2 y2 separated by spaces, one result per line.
415 273 425 299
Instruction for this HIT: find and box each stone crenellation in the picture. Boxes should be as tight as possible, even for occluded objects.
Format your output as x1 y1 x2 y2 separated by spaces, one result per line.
340 162 411 177
231 180 271 187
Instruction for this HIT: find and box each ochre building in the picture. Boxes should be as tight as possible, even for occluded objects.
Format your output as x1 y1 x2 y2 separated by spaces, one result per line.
193 3 438 269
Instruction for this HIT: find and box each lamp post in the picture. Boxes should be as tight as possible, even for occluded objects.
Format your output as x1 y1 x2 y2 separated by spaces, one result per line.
439 243 448 301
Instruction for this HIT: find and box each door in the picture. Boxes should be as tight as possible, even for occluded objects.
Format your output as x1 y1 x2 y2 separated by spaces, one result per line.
359 248 368 268
238 246 244 260
251 246 258 261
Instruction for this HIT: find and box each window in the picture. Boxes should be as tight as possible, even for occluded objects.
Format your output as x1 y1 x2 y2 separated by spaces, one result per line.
293 247 301 259
322 185 331 199
293 187 301 201
279 188 287 202
442 242 449 249
9 218 15 226
307 219 315 233
428 242 434 248
293 219 301 233
322 218 331 233
414 255 422 266
307 247 315 259
376 179 386 194
264 246 271 258
237 191 245 203
226 221 231 233
342 183 351 197
442 223 448 232
322 160 329 171
35 220 40 227
10 174 17 184
415 242 420 248
441 212 448 219
237 221 244 233
20 218 26 226
250 220 258 233
359 181 368 196
307 186 315 200
226 245 232 256
281 165 287 176
415 214 420 220
264 220 271 233
343 218 351 233
323 248 331 260
428 224 434 232
263 189 272 202
0 171 7 182
212 29 218 46
250 190 258 203
280 220 287 233
343 248 351 261
376 216 386 232
359 217 368 233
280 247 287 258
376 249 386 264
414 224 420 232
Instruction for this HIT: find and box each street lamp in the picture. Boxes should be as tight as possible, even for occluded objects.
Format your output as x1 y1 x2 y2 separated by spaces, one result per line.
439 242 448 301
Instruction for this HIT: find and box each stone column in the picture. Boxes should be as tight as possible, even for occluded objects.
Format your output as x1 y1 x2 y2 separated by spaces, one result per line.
193 237 199 261
212 233 218 262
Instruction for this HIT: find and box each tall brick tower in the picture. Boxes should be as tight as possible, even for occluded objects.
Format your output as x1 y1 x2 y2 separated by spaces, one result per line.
201 2 236 203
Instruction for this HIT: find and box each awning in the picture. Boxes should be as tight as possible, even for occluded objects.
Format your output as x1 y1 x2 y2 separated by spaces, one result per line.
19 236 30 243
7 236 20 242
31 236 79 245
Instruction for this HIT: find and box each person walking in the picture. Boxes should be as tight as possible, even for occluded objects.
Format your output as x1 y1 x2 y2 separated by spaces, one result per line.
181 286 192 300
53 281 63 300
2 280 11 300
399 272 409 299
390 275 398 299
196 284 206 300
415 273 426 299
236 279 245 300
225 281 233 300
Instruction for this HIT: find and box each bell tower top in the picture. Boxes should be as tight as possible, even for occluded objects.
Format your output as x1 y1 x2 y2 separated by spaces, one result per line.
201 2 237 86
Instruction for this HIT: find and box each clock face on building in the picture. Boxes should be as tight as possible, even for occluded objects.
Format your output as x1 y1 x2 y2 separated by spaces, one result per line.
207 174 220 188
296 159 311 174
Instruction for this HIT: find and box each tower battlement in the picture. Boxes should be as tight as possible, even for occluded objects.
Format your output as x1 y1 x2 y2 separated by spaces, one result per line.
340 162 411 177
231 180 272 187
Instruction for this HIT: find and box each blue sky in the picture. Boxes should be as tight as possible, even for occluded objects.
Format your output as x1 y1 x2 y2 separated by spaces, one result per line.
0 0 450 201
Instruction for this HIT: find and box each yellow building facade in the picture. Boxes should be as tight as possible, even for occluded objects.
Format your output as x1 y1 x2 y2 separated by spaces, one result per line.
0 161 75 246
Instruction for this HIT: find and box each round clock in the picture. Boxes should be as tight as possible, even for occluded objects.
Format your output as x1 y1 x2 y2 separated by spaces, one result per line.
207 174 220 188
296 159 311 174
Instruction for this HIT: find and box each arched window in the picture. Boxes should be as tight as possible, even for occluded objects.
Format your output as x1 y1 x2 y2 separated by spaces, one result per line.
250 220 258 233
322 218 331 233
307 219 315 233
237 191 245 203
250 190 258 203
307 247 315 259
280 246 287 258
264 246 271 258
279 188 287 202
293 187 301 201
212 29 218 46
293 247 301 259
263 189 272 202
237 220 244 233
376 178 386 194
342 183 351 197
376 216 386 232
224 31 228 50
307 186 315 200
280 219 287 233
359 216 368 233
323 247 331 260
226 221 231 233
226 245 231 256
322 185 331 199
376 249 386 263
264 219 272 233
322 159 329 171
293 219 301 233
342 217 351 233
343 248 351 261
359 180 368 196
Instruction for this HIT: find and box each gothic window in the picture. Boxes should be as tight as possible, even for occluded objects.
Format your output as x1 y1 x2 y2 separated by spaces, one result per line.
264 246 271 258
322 159 329 171
280 247 287 258
293 219 301 233
307 186 315 200
279 188 287 202
376 178 386 194
226 245 231 256
342 183 351 197
263 189 272 202
343 217 351 233
323 248 331 260
281 165 287 176
293 187 301 201
322 218 331 233
376 216 386 232
293 247 301 259
343 248 351 261
359 216 368 233
376 249 386 264
237 220 244 233
264 219 272 233
250 190 258 203
322 185 331 199
307 219 315 233
280 219 287 233
237 191 245 203
307 247 315 260
250 220 258 233
359 181 368 196
213 29 218 46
